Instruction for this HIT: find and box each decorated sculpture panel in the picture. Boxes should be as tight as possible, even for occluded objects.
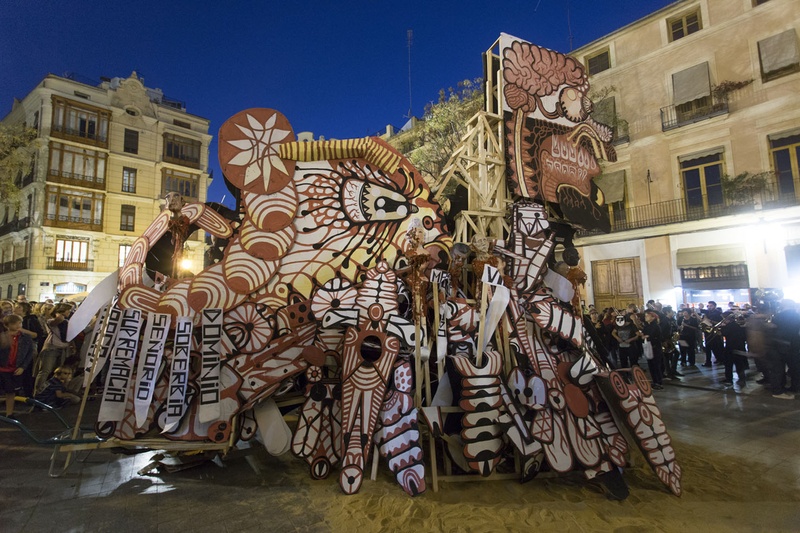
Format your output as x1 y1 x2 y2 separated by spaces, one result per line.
500 33 615 232
77 35 682 501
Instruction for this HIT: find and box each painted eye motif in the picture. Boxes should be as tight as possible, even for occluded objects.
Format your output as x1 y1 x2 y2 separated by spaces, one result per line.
342 179 418 223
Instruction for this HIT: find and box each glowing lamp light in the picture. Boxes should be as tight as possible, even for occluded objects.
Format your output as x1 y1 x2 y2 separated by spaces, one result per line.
180 258 192 271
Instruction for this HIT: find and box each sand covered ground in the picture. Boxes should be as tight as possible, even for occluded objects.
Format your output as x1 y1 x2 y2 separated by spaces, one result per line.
2 380 798 532
286 438 799 532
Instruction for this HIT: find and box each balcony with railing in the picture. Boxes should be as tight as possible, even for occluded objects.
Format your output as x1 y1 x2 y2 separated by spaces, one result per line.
0 216 30 234
47 257 94 271
0 257 29 274
661 96 728 131
44 213 103 232
50 124 108 148
15 171 35 189
579 179 800 237
47 169 106 191
163 152 201 169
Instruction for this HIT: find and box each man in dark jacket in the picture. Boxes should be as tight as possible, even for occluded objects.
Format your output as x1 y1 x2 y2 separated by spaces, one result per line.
702 301 725 367
768 300 800 399
722 314 748 386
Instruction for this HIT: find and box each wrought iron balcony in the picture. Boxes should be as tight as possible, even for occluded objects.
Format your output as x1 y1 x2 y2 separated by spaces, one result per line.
46 257 94 271
578 179 800 236
15 171 34 188
0 216 30 234
0 258 29 274
661 97 728 131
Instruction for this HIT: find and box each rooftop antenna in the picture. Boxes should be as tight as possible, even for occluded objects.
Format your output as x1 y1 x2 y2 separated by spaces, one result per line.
566 0 574 51
406 29 413 119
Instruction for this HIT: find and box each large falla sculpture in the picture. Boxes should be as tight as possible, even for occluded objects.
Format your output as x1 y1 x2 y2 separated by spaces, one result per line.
79 34 681 499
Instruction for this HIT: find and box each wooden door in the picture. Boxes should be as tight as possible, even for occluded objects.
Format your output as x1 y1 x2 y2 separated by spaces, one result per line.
591 257 642 312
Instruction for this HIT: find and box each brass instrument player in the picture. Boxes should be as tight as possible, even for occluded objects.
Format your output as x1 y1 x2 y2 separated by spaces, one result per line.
678 309 700 367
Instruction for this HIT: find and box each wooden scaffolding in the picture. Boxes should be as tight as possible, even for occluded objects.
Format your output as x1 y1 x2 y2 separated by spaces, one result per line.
432 37 509 244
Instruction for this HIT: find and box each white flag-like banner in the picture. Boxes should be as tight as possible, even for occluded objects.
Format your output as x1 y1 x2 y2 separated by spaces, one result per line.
83 304 122 388
98 309 142 422
199 309 223 424
163 317 193 433
133 313 171 428
81 302 109 384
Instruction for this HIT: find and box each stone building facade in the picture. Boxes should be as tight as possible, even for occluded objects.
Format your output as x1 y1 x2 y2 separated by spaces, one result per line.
0 72 211 302
572 0 800 308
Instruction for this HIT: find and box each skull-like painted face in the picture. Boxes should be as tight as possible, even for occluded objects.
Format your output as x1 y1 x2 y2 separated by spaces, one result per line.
615 315 626 327
165 192 184 212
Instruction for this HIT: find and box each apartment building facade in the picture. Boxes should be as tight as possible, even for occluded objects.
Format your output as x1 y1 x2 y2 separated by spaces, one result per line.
572 0 800 309
0 72 211 302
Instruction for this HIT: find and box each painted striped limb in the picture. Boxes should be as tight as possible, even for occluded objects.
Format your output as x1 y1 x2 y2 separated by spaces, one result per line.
280 138 401 174
181 203 233 238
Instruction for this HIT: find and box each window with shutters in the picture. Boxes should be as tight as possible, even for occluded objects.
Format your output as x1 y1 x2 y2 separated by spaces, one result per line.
662 63 727 130
758 30 800 82
124 129 139 154
586 49 610 75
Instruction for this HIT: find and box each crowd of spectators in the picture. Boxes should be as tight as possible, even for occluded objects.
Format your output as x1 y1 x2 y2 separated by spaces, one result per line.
0 295 86 418
588 298 800 399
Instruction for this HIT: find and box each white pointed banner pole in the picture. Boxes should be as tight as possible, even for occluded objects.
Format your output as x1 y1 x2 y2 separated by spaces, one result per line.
476 264 511 362
475 268 491 367
67 269 119 341
482 286 510 354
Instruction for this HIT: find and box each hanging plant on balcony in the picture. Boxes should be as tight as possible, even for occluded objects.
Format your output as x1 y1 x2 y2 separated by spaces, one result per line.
711 79 753 102
722 171 772 205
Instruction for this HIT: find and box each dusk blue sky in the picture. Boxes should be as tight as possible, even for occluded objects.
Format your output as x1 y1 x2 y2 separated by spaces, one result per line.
1 0 675 207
